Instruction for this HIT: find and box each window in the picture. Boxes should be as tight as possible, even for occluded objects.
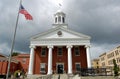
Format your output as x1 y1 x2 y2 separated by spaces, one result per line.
40 63 46 73
116 57 120 63
41 47 46 56
62 17 65 23
58 47 62 56
97 66 99 68
115 50 119 55
55 17 57 23
58 16 61 22
101 57 104 61
96 62 98 64
22 58 26 64
102 62 105 66
75 63 81 71
74 47 80 56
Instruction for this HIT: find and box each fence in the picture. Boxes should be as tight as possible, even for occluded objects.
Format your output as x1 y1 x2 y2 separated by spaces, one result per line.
76 68 112 76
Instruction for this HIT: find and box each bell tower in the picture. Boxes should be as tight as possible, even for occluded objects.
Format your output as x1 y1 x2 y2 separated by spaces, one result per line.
52 10 68 28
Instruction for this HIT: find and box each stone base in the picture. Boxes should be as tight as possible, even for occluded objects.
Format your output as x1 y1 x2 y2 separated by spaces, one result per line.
27 74 42 79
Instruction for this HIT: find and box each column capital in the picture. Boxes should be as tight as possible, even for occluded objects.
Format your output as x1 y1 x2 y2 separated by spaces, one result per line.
47 45 53 49
66 45 73 48
85 45 91 48
29 45 36 49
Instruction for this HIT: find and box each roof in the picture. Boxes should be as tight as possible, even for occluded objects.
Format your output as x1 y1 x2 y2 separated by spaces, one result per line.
31 26 91 40
92 58 99 61
0 57 19 64
30 27 91 46
0 53 6 57
99 52 106 57
13 54 30 58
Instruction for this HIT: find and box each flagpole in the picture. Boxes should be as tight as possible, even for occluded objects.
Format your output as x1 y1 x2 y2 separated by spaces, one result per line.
6 0 22 78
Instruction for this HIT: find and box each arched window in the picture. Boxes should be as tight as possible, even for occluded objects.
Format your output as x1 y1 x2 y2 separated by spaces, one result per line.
58 16 61 22
55 17 57 23
62 17 65 23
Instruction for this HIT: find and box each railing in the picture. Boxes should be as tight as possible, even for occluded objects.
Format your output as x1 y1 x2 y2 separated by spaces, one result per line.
75 68 109 76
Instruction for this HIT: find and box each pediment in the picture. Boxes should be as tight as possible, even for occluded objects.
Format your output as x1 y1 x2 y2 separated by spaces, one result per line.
31 27 91 40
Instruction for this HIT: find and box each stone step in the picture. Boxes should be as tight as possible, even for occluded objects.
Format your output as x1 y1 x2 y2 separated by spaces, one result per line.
81 76 114 79
52 74 59 79
52 74 68 79
26 74 81 79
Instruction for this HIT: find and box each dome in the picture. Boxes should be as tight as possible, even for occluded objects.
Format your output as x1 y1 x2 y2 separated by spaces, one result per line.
55 9 65 15
57 9 62 13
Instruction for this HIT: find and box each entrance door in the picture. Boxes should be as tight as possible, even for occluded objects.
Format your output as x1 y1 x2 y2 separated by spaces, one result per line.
57 64 63 74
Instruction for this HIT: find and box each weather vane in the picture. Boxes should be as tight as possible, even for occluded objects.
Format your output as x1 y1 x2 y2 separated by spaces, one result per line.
58 3 62 9
57 0 62 10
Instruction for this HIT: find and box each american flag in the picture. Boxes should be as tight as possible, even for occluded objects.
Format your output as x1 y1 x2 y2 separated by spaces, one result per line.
19 5 33 20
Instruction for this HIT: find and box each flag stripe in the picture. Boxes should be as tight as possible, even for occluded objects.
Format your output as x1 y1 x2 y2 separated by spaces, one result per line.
19 4 33 20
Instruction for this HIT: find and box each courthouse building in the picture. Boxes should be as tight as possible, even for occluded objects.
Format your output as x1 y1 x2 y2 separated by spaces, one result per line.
28 10 91 75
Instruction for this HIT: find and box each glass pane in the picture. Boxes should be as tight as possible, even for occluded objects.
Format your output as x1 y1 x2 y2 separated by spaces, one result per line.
58 48 62 56
41 48 46 56
75 47 80 56
76 64 80 71
58 16 61 22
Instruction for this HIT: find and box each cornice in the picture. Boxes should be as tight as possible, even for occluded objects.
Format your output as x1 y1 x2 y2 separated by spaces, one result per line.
31 39 90 46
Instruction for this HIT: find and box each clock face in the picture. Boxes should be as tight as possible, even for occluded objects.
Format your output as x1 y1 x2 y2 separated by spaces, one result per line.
57 31 62 36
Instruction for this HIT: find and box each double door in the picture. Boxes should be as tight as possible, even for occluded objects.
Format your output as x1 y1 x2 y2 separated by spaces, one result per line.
57 64 64 74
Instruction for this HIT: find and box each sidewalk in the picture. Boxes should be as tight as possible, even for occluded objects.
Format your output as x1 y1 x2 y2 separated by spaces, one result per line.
81 76 115 79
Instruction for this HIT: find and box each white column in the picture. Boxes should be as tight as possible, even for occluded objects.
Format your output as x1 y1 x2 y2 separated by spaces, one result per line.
28 45 36 75
57 16 58 24
85 45 91 68
67 45 73 74
47 45 53 75
60 15 62 24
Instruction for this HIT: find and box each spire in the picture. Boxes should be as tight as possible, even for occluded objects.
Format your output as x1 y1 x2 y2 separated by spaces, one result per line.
52 10 68 28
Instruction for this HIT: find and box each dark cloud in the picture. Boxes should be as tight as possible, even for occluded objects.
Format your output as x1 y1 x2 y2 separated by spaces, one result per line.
0 0 120 58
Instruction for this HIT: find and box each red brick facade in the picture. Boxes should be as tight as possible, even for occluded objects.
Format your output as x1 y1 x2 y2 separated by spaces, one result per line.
33 46 87 74
0 54 29 75
14 54 30 73
0 61 8 75
0 58 18 75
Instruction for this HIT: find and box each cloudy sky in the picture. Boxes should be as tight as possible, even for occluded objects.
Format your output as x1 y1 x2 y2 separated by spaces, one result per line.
0 0 120 59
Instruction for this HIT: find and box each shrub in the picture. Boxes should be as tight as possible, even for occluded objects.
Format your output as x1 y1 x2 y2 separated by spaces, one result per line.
113 59 119 76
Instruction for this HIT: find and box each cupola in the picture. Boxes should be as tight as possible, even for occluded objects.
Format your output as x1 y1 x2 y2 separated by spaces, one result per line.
52 10 68 28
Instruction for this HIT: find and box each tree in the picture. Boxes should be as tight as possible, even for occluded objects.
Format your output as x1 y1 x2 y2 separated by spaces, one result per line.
113 59 119 76
11 52 20 56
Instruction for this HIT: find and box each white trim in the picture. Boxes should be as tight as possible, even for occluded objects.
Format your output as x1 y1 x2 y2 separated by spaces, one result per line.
30 27 91 40
31 39 90 46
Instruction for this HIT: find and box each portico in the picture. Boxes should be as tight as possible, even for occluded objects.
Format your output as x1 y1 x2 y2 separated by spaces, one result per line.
28 45 91 75
28 10 91 75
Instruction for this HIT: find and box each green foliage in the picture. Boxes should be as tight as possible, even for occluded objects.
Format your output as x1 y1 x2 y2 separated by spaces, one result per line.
14 70 25 78
113 59 119 76
14 70 21 78
12 52 20 56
